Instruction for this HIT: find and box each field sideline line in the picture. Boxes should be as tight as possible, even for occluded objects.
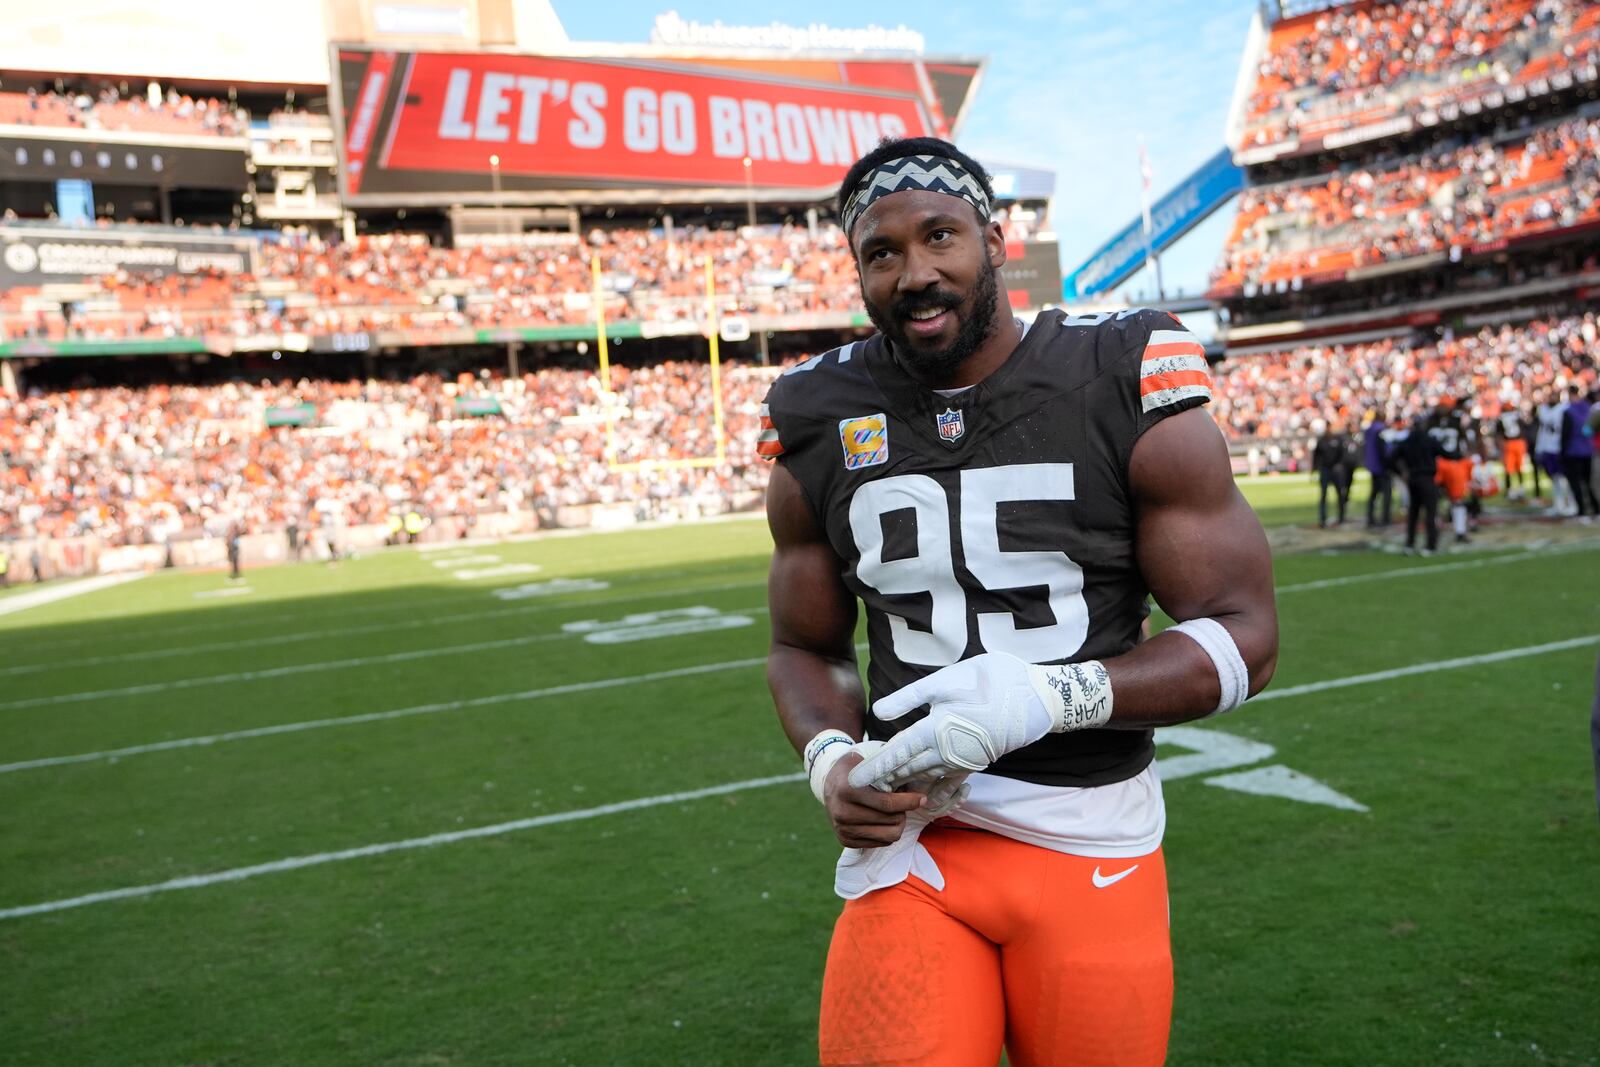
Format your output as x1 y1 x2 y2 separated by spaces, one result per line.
5 631 1598 920
1274 538 1600 594
0 578 768 679
0 772 807 921
0 573 146 618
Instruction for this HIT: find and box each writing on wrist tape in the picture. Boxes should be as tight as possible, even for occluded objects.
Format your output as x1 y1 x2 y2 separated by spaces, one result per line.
804 729 856 804
1026 659 1114 733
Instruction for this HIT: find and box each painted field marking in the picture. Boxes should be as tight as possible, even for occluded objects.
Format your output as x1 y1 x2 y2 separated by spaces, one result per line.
492 579 611 601
1156 727 1366 812
0 631 577 712
5 633 1599 917
2 558 766 655
0 578 767 679
8 632 1597 781
0 573 146 619
452 564 543 581
194 586 254 599
0 655 772 774
1274 538 1600 594
0 773 807 921
430 554 503 568
563 606 755 644
1246 634 1600 702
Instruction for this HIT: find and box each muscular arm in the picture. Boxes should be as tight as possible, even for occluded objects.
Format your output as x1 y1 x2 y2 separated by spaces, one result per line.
1100 406 1278 726
765 462 923 844
765 461 866 750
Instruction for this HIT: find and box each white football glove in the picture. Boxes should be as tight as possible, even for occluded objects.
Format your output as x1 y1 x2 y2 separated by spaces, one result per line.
849 652 1113 791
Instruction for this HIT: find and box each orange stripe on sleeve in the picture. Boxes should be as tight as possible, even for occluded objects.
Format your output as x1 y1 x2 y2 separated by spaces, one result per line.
1142 341 1206 361
1139 369 1212 396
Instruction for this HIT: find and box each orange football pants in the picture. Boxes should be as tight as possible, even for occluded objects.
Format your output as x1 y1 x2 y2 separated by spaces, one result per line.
1435 458 1471 503
819 825 1172 1067
1502 438 1527 475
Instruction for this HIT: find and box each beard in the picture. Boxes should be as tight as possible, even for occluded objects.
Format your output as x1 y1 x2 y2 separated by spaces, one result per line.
864 255 1001 383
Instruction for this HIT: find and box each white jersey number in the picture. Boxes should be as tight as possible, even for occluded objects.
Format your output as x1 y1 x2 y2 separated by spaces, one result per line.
848 464 1088 667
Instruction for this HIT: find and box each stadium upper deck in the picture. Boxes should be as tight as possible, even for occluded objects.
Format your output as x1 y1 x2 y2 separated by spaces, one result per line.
1216 0 1600 348
1237 0 1600 162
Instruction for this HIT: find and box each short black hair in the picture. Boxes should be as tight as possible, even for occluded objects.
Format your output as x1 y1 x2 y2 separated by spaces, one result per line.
835 136 995 230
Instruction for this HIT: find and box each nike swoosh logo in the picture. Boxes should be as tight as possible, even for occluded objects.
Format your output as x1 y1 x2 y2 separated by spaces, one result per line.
1092 864 1139 889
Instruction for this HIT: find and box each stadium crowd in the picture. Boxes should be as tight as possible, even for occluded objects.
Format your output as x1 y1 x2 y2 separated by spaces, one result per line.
1241 0 1600 148
0 224 861 342
0 360 776 547
5 309 1596 549
0 85 247 138
1211 311 1597 442
1212 114 1600 293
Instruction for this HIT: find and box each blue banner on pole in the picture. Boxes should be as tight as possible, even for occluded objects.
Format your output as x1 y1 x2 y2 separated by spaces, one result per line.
1062 148 1244 300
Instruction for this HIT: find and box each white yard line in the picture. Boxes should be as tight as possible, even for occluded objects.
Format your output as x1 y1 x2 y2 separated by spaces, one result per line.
1275 538 1600 594
0 581 768 679
7 624 1598 777
3 572 767 657
8 628 1598 921
0 773 806 921
0 573 146 618
0 654 773 774
1248 634 1600 702
3 632 1598 919
0 631 577 712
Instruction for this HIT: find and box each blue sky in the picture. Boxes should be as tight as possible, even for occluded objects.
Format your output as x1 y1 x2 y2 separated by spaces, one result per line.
552 0 1259 300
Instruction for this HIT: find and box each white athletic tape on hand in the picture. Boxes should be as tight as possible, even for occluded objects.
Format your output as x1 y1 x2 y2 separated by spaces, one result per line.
1166 617 1250 714
1025 659 1115 732
805 729 856 804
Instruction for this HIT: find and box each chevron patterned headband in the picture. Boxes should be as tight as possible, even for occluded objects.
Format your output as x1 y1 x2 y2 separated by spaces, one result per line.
840 154 992 240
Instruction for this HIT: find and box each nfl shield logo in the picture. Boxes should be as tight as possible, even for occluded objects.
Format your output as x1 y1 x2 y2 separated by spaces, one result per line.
936 407 965 442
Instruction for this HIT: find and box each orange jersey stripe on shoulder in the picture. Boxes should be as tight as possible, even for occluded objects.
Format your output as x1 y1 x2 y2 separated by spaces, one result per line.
1142 340 1207 361
1139 369 1212 396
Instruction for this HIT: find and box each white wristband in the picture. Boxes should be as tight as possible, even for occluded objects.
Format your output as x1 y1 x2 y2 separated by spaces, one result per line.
804 729 856 804
1025 660 1114 732
1166 618 1250 715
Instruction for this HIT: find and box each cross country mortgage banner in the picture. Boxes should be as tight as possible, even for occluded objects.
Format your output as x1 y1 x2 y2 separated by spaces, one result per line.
334 49 936 203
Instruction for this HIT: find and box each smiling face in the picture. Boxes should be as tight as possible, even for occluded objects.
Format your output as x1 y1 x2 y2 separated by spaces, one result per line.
851 188 1008 384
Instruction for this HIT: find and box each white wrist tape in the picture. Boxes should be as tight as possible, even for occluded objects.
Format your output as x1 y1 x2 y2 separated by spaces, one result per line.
804 729 856 804
1024 659 1114 732
1167 618 1250 715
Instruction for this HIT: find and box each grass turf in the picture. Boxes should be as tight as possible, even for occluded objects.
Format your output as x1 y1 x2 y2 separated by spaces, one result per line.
2 498 1598 1066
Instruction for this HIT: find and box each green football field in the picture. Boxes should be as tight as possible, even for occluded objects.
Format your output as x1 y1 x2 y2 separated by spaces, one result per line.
3 482 1598 1066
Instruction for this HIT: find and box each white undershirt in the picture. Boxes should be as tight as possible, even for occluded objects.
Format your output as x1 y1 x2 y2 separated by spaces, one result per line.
949 764 1166 859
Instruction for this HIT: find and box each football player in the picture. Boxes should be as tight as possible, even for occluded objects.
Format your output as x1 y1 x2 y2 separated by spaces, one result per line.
1497 403 1529 501
761 138 1279 1067
1428 401 1475 543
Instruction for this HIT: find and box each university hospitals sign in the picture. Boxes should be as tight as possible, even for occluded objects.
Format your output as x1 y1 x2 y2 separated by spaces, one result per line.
648 11 925 54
